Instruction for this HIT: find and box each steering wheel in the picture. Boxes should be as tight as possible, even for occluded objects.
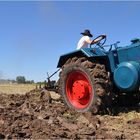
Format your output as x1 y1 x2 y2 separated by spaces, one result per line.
90 35 106 49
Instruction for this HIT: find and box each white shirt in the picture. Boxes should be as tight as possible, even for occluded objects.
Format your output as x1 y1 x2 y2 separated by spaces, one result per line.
77 36 91 50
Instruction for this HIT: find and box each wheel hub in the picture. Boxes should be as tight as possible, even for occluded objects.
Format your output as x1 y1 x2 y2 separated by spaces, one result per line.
72 80 89 100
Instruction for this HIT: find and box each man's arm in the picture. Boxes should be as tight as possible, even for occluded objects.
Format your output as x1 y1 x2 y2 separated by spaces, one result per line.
85 36 92 44
91 35 106 45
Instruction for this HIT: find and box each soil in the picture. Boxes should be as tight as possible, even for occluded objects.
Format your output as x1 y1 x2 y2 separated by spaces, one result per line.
0 89 140 139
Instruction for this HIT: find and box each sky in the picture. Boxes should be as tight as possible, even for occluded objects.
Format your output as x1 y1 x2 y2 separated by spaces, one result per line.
0 1 140 82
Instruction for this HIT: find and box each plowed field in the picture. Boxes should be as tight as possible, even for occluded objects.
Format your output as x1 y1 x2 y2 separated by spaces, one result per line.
0 88 139 139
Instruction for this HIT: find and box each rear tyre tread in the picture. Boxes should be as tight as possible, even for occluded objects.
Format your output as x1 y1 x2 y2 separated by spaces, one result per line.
60 57 112 114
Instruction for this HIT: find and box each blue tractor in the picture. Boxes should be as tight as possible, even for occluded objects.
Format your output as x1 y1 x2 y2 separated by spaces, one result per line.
57 35 140 113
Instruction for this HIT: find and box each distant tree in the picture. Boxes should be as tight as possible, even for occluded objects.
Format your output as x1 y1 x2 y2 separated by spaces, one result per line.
25 80 31 84
25 80 34 84
30 80 34 84
16 76 26 84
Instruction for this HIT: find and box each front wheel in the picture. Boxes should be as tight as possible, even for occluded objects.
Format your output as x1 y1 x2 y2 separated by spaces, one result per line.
59 57 112 113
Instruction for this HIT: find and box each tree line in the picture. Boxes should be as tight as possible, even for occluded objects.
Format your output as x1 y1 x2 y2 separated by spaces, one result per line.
0 76 34 84
16 76 34 84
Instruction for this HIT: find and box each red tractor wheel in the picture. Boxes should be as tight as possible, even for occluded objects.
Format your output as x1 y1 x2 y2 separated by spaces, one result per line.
60 57 112 113
66 70 93 110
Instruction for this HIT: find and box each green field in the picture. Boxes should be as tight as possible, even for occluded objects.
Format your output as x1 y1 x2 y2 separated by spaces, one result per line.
0 84 36 94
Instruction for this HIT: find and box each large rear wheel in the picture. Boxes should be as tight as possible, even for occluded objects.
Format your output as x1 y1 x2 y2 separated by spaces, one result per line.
59 57 112 113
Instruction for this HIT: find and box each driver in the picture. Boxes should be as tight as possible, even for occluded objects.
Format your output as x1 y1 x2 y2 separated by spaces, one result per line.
76 29 105 50
77 29 93 50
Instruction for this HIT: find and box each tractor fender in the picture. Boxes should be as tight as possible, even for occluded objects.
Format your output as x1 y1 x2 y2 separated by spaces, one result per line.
57 48 107 68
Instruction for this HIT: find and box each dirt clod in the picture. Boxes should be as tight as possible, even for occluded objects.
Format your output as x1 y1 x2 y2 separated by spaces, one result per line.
0 90 139 139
